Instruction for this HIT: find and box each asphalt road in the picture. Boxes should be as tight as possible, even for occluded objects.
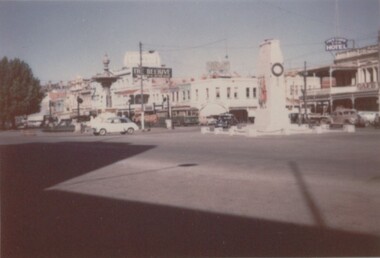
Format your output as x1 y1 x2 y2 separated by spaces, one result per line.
1 127 380 257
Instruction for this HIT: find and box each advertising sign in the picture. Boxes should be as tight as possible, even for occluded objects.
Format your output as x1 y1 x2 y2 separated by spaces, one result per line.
325 37 348 51
206 61 230 74
133 67 172 78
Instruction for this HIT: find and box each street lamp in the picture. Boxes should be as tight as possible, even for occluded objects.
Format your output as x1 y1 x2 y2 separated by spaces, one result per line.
139 42 145 130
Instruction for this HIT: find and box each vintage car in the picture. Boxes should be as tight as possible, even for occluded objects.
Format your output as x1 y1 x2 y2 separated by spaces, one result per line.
92 117 139 136
374 113 380 129
214 113 238 129
42 119 75 132
330 108 358 125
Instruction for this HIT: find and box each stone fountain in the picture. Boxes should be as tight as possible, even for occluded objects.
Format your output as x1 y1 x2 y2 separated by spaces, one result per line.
92 54 119 109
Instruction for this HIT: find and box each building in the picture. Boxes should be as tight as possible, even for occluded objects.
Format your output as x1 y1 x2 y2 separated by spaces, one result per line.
170 76 258 123
285 73 321 112
302 44 379 113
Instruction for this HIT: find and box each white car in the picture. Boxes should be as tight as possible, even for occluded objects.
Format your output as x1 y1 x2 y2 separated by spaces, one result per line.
92 117 139 136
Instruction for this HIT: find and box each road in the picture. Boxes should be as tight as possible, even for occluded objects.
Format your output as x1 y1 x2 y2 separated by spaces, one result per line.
1 127 380 257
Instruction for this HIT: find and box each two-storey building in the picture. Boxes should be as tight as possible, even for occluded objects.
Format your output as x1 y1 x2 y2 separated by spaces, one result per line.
302 44 379 113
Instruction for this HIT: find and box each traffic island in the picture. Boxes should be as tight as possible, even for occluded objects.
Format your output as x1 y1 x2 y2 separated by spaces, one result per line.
201 123 355 138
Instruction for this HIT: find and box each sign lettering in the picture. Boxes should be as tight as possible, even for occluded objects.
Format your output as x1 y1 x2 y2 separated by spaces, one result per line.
357 82 378 90
133 67 172 78
325 37 349 51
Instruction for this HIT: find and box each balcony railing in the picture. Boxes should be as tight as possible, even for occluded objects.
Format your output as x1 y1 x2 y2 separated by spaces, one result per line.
307 82 379 96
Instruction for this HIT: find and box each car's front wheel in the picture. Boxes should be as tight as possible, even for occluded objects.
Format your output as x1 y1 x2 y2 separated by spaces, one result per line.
99 128 107 136
126 128 135 134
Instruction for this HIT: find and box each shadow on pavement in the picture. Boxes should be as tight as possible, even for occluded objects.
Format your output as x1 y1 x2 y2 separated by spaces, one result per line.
1 142 379 257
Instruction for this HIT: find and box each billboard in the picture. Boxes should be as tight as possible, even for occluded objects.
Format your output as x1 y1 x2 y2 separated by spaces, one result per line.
133 67 172 78
206 61 230 75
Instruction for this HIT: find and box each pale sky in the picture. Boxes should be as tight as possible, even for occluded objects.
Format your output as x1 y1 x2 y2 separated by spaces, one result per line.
0 0 379 83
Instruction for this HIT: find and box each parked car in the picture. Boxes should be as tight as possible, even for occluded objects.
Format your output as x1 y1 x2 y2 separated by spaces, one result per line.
356 114 370 128
374 113 380 129
72 115 91 123
358 111 378 125
330 108 359 125
214 113 238 129
205 115 218 126
290 112 331 125
288 112 331 125
18 118 43 129
289 113 300 124
92 117 139 136
42 119 75 132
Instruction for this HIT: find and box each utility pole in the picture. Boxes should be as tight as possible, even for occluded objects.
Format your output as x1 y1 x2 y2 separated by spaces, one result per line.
302 61 308 122
167 94 171 119
139 42 145 131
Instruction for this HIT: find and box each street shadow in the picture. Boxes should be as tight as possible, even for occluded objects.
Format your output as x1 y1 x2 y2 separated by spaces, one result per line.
0 141 155 191
1 143 379 257
288 161 326 228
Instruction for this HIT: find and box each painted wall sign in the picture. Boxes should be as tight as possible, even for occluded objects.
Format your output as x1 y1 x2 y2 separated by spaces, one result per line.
357 82 378 90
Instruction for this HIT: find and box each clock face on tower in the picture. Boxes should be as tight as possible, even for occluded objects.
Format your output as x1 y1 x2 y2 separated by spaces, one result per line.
271 63 284 77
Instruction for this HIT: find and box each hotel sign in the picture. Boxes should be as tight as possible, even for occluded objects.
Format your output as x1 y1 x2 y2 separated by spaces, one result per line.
133 67 172 78
325 37 348 51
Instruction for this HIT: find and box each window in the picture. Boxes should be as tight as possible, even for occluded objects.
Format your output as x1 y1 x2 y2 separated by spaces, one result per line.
253 87 257 98
206 88 209 99
187 90 191 100
216 87 220 99
196 89 199 101
227 87 231 98
246 87 250 98
234 87 238 99
183 91 186 101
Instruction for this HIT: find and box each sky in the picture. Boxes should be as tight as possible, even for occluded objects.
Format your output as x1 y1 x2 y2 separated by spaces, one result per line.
0 0 379 84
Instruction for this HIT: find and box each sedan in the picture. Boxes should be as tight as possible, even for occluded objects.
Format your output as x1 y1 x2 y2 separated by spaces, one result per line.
42 119 75 132
92 117 139 136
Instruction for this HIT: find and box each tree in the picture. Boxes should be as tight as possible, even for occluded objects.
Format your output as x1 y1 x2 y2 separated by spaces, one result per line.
0 57 44 129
